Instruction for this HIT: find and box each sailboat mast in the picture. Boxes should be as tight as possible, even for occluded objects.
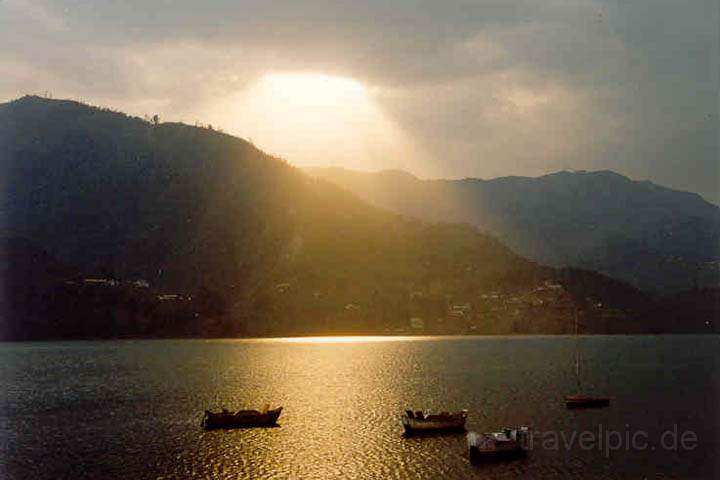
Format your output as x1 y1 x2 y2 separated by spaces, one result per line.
574 308 580 390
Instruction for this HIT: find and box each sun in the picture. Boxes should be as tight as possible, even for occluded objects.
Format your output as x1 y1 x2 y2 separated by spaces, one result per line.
210 71 431 174
261 73 367 108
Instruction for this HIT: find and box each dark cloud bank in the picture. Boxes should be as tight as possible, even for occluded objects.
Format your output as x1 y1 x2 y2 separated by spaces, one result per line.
1 0 717 202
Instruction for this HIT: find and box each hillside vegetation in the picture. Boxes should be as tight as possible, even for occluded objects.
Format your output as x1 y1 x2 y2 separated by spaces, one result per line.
1 96 715 339
308 167 720 292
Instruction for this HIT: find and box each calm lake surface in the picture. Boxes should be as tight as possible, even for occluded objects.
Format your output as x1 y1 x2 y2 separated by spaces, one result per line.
1 335 718 479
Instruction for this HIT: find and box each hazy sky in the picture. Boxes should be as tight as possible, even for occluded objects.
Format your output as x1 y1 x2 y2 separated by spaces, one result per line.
1 0 718 202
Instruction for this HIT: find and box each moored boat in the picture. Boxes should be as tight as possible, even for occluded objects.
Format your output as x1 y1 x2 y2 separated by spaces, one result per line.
564 309 611 409
202 405 282 429
467 426 530 461
401 409 467 434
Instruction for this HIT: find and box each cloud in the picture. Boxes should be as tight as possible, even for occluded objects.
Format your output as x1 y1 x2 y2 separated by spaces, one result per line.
1 0 717 202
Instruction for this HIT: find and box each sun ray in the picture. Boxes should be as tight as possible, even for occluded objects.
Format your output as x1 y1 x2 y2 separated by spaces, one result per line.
211 72 432 174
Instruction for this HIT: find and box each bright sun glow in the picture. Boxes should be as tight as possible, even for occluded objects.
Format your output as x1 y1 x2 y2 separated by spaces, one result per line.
209 72 432 173
271 336 422 344
208 335 471 344
262 73 367 108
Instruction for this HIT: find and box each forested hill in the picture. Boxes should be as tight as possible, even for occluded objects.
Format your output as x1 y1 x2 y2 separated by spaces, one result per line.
307 167 720 293
0 96 714 339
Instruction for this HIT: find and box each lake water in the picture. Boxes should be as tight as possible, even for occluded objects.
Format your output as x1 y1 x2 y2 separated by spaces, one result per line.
1 335 718 479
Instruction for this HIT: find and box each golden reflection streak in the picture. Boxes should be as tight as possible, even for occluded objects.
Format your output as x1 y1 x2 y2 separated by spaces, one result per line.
254 335 456 344
203 335 507 344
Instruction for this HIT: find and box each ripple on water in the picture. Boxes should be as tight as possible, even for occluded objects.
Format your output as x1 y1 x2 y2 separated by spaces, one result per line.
0 336 717 479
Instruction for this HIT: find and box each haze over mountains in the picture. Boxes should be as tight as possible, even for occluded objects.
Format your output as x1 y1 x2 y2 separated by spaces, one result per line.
308 168 720 292
0 96 717 339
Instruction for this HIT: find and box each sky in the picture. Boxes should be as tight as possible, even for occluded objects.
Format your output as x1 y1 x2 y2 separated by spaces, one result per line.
1 0 718 203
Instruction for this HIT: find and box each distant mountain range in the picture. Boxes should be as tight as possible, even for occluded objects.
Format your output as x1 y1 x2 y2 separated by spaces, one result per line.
0 96 716 339
307 168 720 292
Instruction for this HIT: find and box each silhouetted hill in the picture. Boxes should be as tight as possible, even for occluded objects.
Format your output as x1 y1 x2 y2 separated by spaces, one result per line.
1 96 715 338
0 237 218 340
307 167 720 292
0 96 526 337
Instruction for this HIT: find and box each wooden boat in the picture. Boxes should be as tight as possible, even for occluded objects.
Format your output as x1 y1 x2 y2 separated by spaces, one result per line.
467 427 530 461
202 405 282 429
401 409 467 434
565 308 611 409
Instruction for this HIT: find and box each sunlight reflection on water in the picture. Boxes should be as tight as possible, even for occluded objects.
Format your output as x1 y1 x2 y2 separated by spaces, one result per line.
1 335 717 479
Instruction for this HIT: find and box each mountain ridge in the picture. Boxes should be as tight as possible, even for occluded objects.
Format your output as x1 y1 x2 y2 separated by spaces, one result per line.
308 167 717 209
307 167 720 292
1 96 716 338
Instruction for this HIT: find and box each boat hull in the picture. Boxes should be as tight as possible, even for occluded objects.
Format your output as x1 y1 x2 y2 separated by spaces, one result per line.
202 407 282 429
402 411 467 434
468 444 526 462
467 428 530 462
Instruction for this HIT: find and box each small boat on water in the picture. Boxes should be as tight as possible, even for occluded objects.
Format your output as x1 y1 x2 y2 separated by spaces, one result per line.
202 405 282 429
401 409 467 434
467 427 530 461
565 308 611 409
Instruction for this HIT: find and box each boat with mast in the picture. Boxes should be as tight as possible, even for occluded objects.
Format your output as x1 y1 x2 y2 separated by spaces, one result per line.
565 308 610 409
